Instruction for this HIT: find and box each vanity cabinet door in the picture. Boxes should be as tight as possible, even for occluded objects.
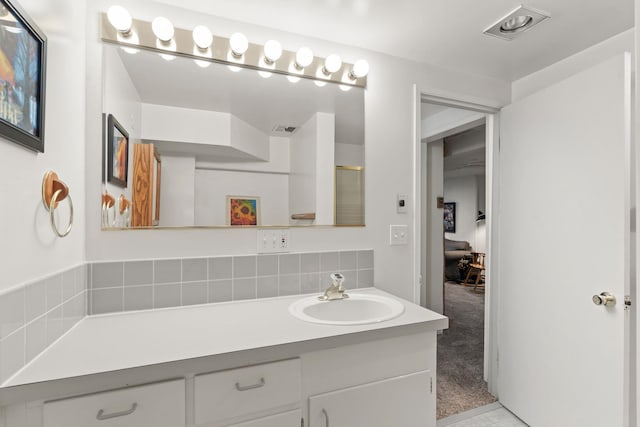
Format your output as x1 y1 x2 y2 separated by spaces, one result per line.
308 370 433 427
43 379 185 427
225 410 301 427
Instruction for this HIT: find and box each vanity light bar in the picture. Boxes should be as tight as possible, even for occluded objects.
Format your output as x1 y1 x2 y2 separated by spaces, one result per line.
100 13 368 88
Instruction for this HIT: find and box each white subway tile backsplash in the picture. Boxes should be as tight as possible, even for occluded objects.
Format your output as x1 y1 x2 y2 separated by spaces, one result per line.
257 255 278 276
182 258 207 282
154 283 181 308
233 278 257 300
358 269 374 288
358 250 374 269
209 257 232 280
279 274 300 296
208 280 232 303
124 286 153 311
301 253 320 273
257 276 278 298
233 256 257 278
0 288 25 340
320 252 340 271
301 273 321 294
153 259 181 284
124 261 153 286
45 274 63 311
91 262 123 289
91 288 123 315
1 264 88 387
339 251 358 270
0 329 25 384
279 254 300 275
182 281 207 306
25 281 47 324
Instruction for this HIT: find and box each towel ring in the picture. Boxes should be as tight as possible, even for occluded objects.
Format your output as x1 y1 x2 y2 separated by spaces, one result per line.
42 171 73 238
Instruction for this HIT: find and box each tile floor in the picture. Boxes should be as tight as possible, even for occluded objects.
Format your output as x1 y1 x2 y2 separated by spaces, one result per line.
438 404 528 427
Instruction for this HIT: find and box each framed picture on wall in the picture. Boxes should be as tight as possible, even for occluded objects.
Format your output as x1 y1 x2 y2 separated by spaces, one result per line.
0 0 47 152
226 196 260 226
107 114 129 188
444 202 456 233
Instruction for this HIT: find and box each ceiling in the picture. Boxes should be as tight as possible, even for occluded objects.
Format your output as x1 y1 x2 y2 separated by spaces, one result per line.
155 0 633 81
112 45 364 146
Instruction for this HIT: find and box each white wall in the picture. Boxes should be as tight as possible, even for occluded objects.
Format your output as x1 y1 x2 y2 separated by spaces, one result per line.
315 113 336 224
289 114 318 221
422 140 444 313
194 169 289 225
336 143 364 167
102 45 141 221
84 0 510 302
444 176 478 249
159 155 196 226
0 0 87 291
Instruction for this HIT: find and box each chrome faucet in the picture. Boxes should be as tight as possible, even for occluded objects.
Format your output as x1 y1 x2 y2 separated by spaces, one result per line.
319 273 349 301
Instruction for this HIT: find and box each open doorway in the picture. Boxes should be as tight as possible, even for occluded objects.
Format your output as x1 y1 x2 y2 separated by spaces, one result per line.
419 100 496 419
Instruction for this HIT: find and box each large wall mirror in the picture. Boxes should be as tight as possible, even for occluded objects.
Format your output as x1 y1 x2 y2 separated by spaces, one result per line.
101 43 365 229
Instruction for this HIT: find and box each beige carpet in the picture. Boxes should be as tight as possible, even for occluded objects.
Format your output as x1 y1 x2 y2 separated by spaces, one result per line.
437 281 496 419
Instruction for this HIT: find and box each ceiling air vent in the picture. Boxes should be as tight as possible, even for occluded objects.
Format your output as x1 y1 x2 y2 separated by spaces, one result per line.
483 5 550 41
272 125 297 134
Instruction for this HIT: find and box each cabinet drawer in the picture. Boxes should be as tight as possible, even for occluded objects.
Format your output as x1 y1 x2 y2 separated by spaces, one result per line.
43 379 185 427
195 359 301 425
227 409 301 427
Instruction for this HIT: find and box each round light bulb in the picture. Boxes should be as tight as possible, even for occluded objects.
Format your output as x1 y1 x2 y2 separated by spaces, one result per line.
192 25 213 50
339 84 352 92
263 40 282 64
194 59 211 68
159 53 176 61
229 32 248 57
295 47 313 69
287 75 301 83
350 59 370 79
152 16 174 42
107 5 132 34
323 54 342 74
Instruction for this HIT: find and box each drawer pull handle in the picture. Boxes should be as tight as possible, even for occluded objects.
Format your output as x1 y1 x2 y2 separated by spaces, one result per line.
322 408 330 427
96 403 138 420
235 377 265 391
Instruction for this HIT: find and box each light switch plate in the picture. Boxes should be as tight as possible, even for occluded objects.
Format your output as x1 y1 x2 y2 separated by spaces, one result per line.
257 229 291 253
397 194 408 213
389 225 409 245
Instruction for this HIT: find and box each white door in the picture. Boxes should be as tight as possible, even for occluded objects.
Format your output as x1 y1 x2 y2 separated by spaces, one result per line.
498 53 630 426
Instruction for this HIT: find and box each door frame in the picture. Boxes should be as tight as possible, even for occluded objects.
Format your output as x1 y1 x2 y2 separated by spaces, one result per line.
413 87 501 393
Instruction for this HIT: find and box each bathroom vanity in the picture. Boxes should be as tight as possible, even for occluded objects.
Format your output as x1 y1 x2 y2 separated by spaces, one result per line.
0 288 447 427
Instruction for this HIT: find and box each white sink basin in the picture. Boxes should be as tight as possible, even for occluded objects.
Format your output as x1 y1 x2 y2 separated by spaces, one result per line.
288 293 405 325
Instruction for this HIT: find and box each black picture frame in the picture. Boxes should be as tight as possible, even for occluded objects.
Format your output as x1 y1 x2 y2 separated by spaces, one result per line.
444 202 456 233
107 114 129 188
0 0 47 152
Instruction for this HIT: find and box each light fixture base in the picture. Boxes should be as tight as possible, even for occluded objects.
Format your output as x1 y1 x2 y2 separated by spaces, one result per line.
483 5 550 41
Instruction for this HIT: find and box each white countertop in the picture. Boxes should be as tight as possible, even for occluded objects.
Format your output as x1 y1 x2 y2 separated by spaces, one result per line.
1 288 447 401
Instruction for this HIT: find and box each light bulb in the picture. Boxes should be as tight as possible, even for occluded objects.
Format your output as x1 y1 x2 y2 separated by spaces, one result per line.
107 5 132 34
295 47 313 69
323 54 342 74
263 40 282 64
230 32 248 57
339 84 352 92
192 25 213 50
194 59 211 68
152 16 174 42
159 53 176 61
350 59 370 79
287 75 301 83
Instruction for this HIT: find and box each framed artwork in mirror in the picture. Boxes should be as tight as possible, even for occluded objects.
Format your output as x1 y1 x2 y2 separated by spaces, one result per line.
107 114 129 188
0 0 47 152
226 196 260 226
443 202 456 233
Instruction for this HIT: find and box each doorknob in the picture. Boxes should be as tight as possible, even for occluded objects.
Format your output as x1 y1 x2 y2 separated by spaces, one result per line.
592 292 616 307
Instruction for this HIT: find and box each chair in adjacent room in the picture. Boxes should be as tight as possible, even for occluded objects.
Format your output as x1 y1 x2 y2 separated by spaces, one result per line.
462 252 486 291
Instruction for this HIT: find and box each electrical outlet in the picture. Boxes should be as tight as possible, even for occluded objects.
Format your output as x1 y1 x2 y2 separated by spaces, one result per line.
257 229 290 253
389 225 408 245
